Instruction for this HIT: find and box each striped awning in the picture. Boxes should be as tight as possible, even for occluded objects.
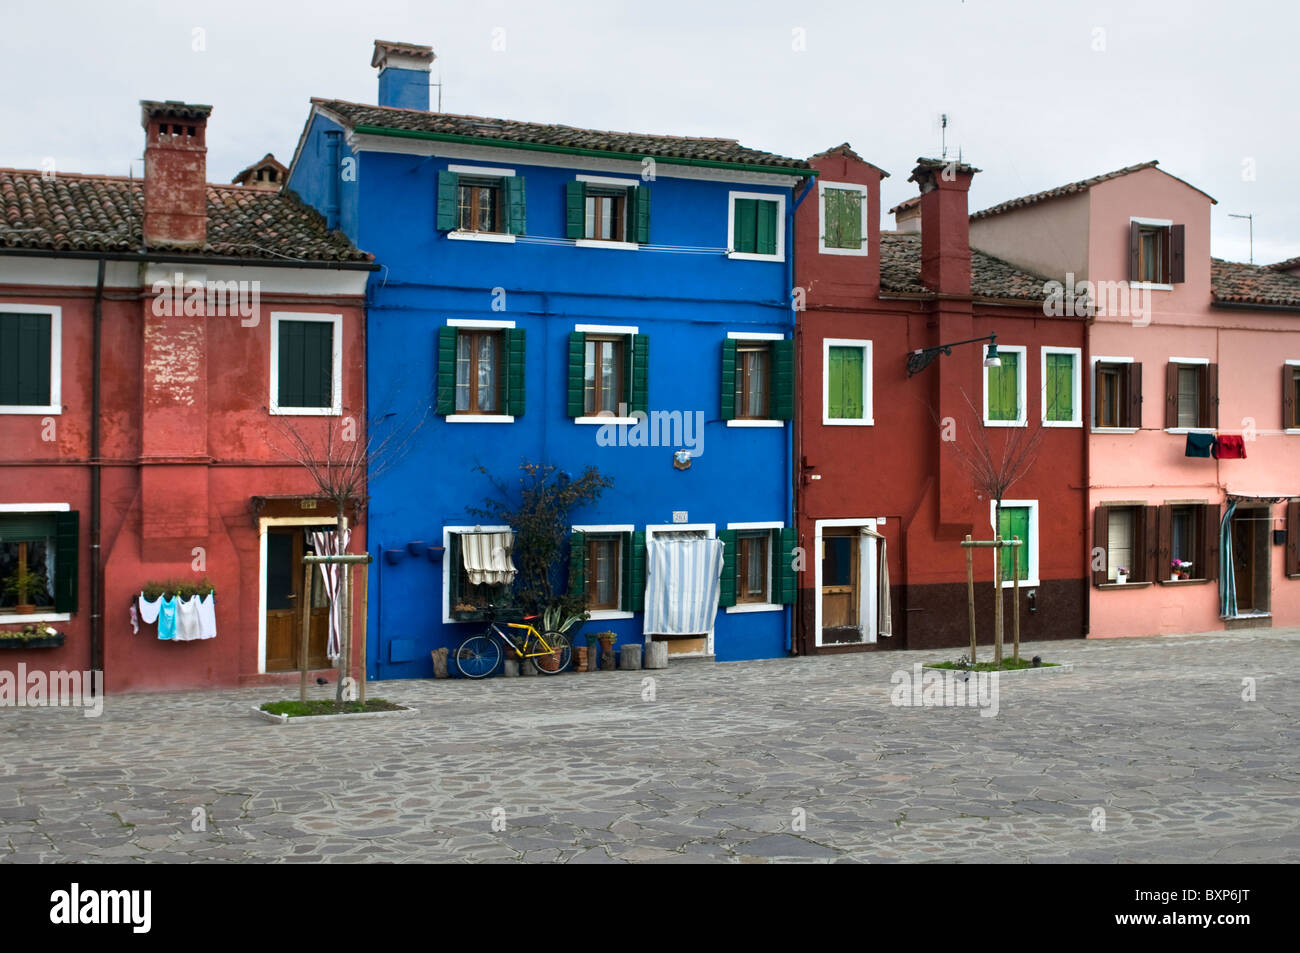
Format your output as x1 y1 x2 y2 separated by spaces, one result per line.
462 532 517 586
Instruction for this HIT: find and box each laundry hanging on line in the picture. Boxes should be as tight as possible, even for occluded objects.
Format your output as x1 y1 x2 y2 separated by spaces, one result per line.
1214 434 1247 459
1184 432 1215 457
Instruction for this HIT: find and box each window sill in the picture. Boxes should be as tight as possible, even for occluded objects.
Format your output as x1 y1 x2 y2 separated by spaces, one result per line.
586 609 634 621
1165 428 1215 435
1130 282 1173 291
1286 429 1300 436
0 611 70 624
446 230 516 244
819 246 870 257
998 579 1040 589
269 406 341 417
727 251 783 263
1091 427 1140 434
1042 419 1083 428
725 602 783 614
445 414 515 423
1096 581 1153 590
575 239 639 251
0 406 60 415
823 418 874 427
984 419 1027 428
574 416 638 425
726 419 784 428
1157 577 1212 586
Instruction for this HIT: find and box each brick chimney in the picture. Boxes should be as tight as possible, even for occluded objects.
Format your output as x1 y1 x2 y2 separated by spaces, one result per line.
909 157 979 295
141 100 212 249
372 40 435 111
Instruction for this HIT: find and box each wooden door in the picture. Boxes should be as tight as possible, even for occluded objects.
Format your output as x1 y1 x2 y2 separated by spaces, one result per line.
265 527 331 672
821 529 861 644
1232 514 1255 612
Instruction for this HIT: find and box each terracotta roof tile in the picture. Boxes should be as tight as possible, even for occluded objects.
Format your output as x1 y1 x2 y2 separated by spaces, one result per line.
1268 255 1300 272
0 168 370 262
1212 258 1300 308
880 233 1050 302
970 160 1217 220
314 99 811 171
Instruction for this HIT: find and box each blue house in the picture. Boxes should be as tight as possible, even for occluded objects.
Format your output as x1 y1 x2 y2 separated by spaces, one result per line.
286 40 814 678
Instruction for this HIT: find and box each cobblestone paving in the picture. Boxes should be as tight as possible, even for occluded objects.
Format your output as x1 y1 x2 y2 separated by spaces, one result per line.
2 630 1298 863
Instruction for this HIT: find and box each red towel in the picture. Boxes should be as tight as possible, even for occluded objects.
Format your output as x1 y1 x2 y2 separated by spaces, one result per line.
1214 434 1246 459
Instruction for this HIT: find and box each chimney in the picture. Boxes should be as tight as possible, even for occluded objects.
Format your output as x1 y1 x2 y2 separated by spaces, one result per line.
372 39 435 111
889 197 922 233
909 157 979 295
230 153 287 191
141 100 212 249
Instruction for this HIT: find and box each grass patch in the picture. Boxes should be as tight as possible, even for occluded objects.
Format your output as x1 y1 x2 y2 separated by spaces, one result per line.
260 698 405 718
926 658 1058 672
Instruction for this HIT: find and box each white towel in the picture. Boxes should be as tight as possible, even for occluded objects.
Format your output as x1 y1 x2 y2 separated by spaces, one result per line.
197 592 217 640
174 595 202 641
138 593 162 624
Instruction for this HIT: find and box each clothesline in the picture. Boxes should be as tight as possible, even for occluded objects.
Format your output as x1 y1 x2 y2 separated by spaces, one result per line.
132 591 218 642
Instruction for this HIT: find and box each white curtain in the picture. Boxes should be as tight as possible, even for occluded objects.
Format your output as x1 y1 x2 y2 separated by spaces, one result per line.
643 537 724 636
862 527 892 638
462 531 517 586
310 527 351 660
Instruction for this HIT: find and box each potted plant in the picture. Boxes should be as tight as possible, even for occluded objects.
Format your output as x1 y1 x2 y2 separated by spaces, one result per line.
1178 560 1192 580
3 567 49 613
0 624 64 648
1115 567 1129 585
596 631 617 671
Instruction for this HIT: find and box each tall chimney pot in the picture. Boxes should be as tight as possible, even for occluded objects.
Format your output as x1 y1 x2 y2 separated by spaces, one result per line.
372 39 435 111
140 100 212 249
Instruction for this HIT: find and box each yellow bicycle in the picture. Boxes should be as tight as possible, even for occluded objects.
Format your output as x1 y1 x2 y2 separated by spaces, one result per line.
454 605 572 678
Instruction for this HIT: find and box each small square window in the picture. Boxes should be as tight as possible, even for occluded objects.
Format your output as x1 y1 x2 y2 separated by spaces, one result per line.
585 189 627 242
729 192 784 260
457 178 503 233
0 307 60 414
820 183 867 255
1165 361 1215 430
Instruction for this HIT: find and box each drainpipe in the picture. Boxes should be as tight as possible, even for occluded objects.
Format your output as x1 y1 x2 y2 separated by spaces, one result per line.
1081 317 1090 638
787 177 815 654
324 131 342 231
90 258 105 678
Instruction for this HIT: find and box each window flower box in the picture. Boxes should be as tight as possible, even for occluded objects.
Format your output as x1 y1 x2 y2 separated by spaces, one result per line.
0 625 65 649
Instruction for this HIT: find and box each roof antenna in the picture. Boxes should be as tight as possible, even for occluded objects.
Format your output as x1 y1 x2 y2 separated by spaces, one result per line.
1228 212 1254 264
430 65 443 112
940 113 948 159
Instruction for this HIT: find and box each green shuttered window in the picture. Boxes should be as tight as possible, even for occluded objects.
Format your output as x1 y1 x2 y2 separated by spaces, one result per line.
723 338 792 421
276 319 335 410
827 346 864 419
437 170 526 235
823 187 864 251
568 331 648 417
437 325 524 418
569 530 646 612
732 196 779 256
1044 351 1076 423
566 181 649 243
985 348 1022 422
997 506 1031 583
0 510 77 613
719 527 797 608
0 311 54 408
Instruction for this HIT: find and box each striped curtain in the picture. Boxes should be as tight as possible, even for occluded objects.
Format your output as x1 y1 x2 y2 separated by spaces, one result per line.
1219 502 1237 618
310 527 351 660
643 537 724 636
462 531 517 586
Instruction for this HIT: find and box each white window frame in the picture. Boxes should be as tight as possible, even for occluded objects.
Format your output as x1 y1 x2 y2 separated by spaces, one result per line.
576 175 642 250
725 520 783 614
0 501 71 624
1129 216 1175 290
441 525 512 625
822 338 873 426
269 312 343 416
572 523 635 620
1090 355 1138 433
1040 346 1082 428
1286 360 1300 435
446 165 518 244
982 343 1027 427
0 304 61 415
988 499 1039 588
727 191 786 262
444 319 516 423
817 181 869 257
573 324 641 424
727 332 787 427
1165 356 1214 434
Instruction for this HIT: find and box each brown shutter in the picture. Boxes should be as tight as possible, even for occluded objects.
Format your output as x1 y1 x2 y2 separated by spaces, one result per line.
1201 504 1219 581
1143 505 1159 583
1093 505 1109 586
1165 362 1179 429
1284 500 1300 577
1205 363 1219 430
1126 362 1143 428
1284 365 1297 431
1157 504 1172 577
1129 221 1141 282
1170 224 1185 283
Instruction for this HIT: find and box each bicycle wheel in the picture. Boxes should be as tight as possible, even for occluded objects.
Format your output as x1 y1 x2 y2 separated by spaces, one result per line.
532 630 572 674
455 634 502 679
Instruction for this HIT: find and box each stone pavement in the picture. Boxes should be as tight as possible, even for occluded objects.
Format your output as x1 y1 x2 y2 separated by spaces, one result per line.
1 630 1298 863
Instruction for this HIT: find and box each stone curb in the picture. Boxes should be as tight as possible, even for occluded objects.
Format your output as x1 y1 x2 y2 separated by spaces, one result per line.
921 662 1074 677
249 705 418 726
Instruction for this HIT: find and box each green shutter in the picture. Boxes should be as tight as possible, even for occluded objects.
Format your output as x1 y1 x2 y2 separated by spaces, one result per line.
757 199 778 256
825 188 862 249
436 171 459 231
567 331 586 418
621 530 646 612
720 339 737 420
505 328 526 417
446 532 462 608
630 334 649 414
774 527 797 605
53 510 78 613
277 320 331 408
436 326 457 416
504 176 526 235
633 185 650 243
772 338 794 421
718 530 737 608
827 346 844 418
827 346 862 419
998 507 1030 581
733 198 756 253
1046 352 1073 421
565 181 586 239
989 351 1019 421
0 313 52 407
568 531 587 597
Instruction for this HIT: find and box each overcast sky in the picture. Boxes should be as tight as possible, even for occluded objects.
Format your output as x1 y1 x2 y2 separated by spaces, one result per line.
2 0 1294 264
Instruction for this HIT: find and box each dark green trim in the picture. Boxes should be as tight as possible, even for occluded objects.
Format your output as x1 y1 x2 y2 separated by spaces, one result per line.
718 529 737 608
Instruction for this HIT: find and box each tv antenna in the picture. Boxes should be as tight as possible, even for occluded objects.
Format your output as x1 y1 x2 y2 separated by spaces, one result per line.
1229 212 1254 264
941 113 948 159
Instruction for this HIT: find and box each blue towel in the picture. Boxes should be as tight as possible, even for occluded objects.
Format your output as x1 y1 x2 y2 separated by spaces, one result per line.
157 596 178 640
1185 432 1215 457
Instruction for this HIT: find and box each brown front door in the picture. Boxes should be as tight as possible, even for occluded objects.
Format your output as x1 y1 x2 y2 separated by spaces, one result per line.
821 529 861 644
265 527 331 672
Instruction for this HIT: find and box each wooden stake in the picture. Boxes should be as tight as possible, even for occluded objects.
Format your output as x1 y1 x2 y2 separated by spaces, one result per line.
993 535 1003 667
965 535 976 665
1012 537 1021 663
298 561 312 703
357 563 369 705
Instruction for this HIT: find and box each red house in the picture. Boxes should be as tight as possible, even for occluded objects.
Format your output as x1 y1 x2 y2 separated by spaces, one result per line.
0 100 376 692
793 146 1089 653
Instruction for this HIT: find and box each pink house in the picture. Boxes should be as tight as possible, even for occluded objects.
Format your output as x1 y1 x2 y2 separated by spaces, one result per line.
970 161 1300 637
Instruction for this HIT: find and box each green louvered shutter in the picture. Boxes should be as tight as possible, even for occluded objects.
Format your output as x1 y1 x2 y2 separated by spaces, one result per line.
565 181 586 239
774 527 797 605
436 326 458 415
1046 352 1073 422
630 334 649 414
771 339 794 421
733 198 756 253
633 185 650 243
446 532 462 609
998 507 1030 581
757 199 778 256
568 531 587 597
833 346 863 419
0 313 52 407
53 510 79 613
278 320 332 408
504 176 526 235
567 331 586 418
827 346 844 418
720 339 737 420
989 351 1019 421
436 171 459 231
718 529 737 608
505 328 526 417
621 531 646 612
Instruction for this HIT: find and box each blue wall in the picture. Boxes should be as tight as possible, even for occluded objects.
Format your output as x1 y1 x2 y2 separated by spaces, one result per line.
290 116 801 678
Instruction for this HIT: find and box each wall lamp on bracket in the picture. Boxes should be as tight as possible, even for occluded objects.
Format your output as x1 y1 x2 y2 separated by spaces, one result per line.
906 332 1000 378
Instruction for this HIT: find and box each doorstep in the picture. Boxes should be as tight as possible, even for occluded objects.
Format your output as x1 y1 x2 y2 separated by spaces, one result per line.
1223 613 1271 630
